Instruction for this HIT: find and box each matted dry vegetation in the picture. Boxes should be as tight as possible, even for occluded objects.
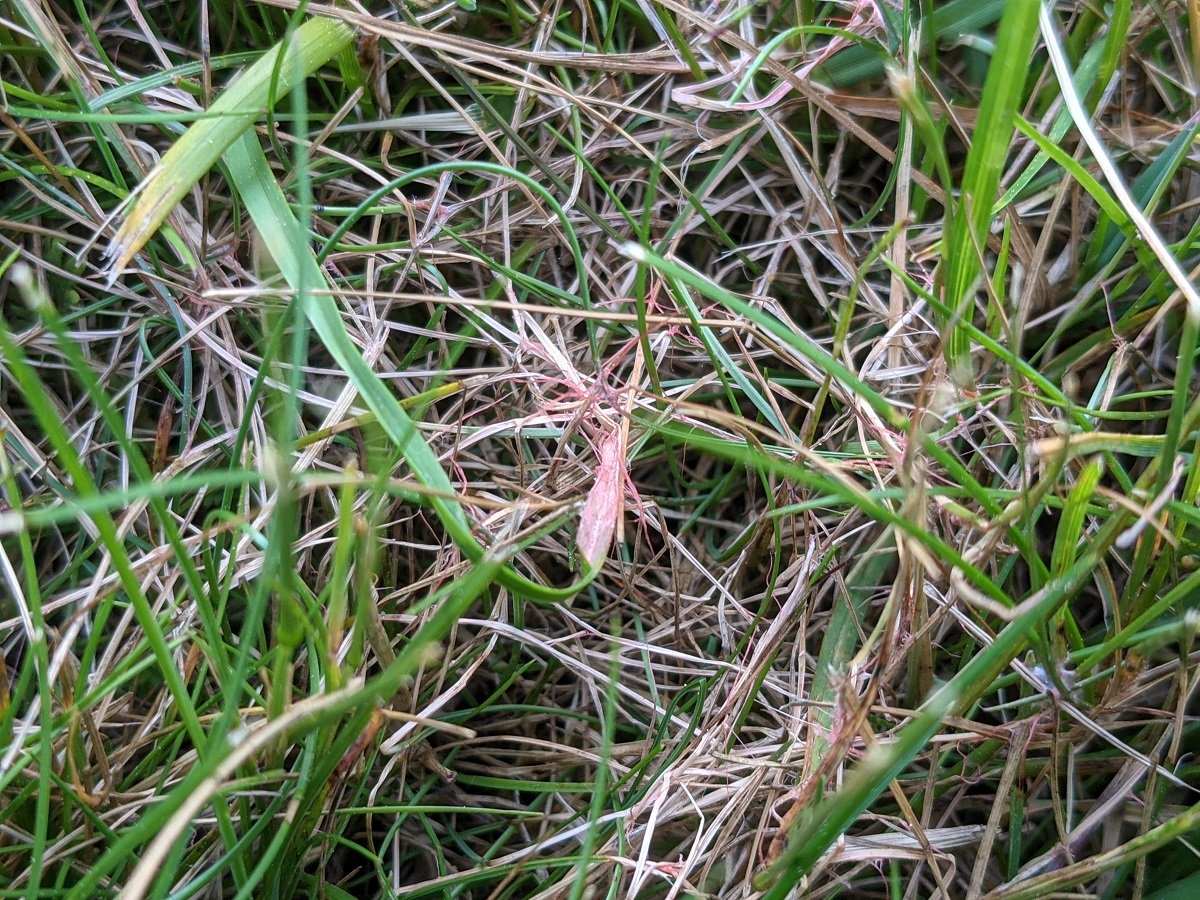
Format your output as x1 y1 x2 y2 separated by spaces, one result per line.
1 0 1199 897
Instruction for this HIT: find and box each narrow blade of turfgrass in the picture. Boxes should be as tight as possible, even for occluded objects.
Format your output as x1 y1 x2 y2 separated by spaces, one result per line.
940 0 1040 381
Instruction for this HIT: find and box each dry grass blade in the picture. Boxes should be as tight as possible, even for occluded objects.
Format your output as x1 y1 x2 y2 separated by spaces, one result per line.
3 0 1199 897
118 680 364 900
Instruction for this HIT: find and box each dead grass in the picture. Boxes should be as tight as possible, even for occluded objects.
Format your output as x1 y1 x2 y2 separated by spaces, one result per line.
1 0 1199 897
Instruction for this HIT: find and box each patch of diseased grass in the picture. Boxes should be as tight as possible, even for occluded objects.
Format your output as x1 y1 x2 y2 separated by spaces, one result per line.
2 1 1200 897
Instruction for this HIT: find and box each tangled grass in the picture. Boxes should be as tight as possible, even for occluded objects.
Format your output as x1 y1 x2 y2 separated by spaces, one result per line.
1 0 1199 897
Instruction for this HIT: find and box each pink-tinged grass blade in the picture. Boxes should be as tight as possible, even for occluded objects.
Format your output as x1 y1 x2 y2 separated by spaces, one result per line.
576 426 625 572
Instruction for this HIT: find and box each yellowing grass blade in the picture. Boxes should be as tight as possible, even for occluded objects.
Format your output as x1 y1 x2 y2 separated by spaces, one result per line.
103 16 354 281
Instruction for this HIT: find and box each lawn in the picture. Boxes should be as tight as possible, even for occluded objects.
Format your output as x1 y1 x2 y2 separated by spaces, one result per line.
1 0 1199 897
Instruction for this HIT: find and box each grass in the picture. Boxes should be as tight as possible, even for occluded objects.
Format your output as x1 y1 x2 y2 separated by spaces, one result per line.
1 0 1199 897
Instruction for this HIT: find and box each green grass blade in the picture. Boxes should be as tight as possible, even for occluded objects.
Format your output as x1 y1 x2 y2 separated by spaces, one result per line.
941 0 1040 379
222 133 593 603
104 15 354 276
757 549 1101 892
